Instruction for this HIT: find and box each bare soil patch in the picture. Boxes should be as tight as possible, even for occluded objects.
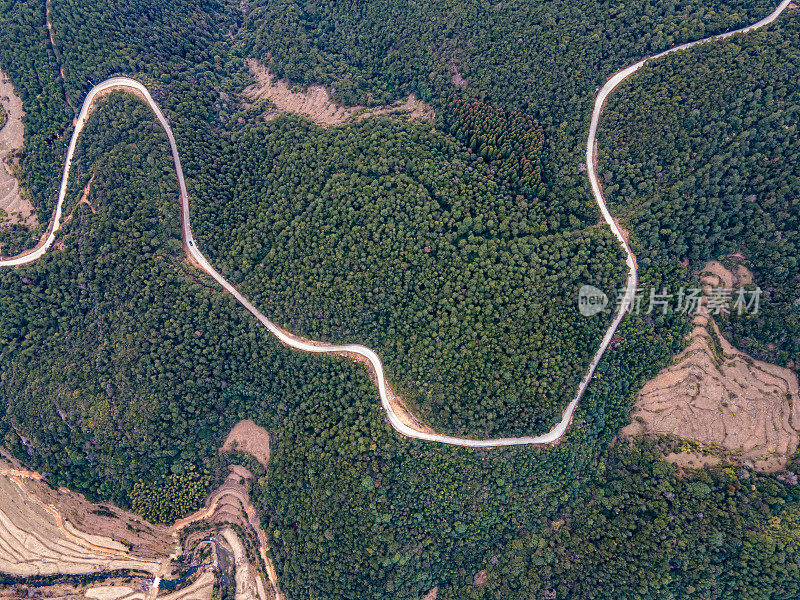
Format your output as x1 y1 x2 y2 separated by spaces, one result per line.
663 451 721 469
703 258 753 288
159 570 214 600
0 582 89 599
78 175 97 213
422 587 439 600
84 585 135 600
221 420 271 469
1 454 281 598
83 572 214 600
623 260 800 472
450 61 467 87
221 527 268 600
0 70 38 229
244 59 435 127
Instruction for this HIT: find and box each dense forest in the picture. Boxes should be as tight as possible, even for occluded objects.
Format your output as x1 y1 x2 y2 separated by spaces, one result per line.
190 109 625 436
0 93 681 598
0 0 799 599
244 0 776 116
242 0 781 242
598 13 800 370
442 441 800 600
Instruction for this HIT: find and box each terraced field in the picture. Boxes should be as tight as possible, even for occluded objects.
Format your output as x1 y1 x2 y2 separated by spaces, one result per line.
0 466 161 577
0 420 280 599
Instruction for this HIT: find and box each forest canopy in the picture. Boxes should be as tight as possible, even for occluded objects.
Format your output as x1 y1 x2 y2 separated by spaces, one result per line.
0 0 798 599
598 13 800 371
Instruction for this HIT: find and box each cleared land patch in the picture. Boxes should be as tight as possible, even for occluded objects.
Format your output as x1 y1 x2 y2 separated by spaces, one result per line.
175 465 283 600
1 448 281 599
0 70 37 230
623 260 800 471
220 420 271 469
244 59 434 127
80 573 214 600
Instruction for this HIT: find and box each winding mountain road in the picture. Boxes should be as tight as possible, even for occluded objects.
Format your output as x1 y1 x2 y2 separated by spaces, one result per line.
0 0 792 446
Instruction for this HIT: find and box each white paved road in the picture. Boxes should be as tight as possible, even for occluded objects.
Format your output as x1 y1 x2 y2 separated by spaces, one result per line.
0 0 792 446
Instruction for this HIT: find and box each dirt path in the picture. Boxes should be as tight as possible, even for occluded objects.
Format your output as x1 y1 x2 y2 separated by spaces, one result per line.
45 0 73 108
